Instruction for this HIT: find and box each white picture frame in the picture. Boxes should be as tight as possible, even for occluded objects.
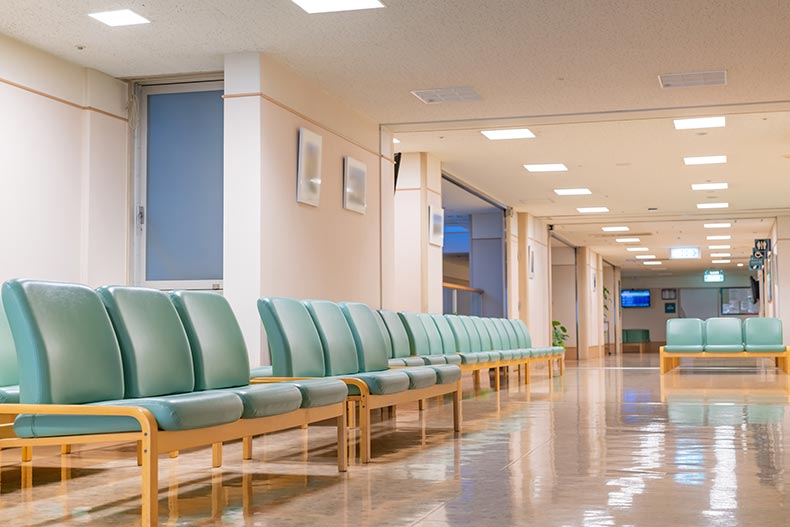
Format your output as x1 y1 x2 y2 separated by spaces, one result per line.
296 127 322 207
429 206 444 247
343 156 367 214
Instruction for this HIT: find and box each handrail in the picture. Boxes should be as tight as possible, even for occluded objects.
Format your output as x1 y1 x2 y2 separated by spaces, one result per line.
442 282 484 294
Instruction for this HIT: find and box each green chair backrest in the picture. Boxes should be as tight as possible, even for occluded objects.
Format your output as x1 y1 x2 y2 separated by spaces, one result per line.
459 316 483 352
500 319 520 349
340 302 390 373
665 318 704 347
743 318 783 347
304 300 360 376
170 291 250 390
472 317 493 351
378 310 411 359
418 313 445 355
399 312 430 356
258 297 327 377
512 320 533 348
445 315 472 353
98 286 195 398
432 314 458 354
482 318 502 349
2 280 125 404
705 317 743 347
0 303 18 387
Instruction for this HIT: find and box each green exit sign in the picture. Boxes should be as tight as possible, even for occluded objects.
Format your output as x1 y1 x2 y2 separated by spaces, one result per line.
704 269 725 283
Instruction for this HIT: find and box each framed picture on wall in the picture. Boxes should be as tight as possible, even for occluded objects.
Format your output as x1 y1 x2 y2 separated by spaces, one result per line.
428 206 444 247
296 127 322 207
661 289 677 300
343 156 367 214
528 245 535 280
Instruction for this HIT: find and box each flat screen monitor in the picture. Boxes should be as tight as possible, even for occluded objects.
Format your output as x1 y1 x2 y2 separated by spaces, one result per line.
621 289 651 308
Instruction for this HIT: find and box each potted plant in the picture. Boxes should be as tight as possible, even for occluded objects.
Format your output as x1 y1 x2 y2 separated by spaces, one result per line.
552 320 569 349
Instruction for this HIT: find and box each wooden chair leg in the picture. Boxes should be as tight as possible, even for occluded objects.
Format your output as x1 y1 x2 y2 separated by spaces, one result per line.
548 359 553 378
473 369 481 386
137 441 143 467
168 451 178 459
141 432 159 527
494 366 501 391
61 444 71 455
337 411 348 472
359 396 371 464
418 399 425 411
452 380 462 433
21 446 32 462
212 443 222 468
525 361 531 384
242 436 253 460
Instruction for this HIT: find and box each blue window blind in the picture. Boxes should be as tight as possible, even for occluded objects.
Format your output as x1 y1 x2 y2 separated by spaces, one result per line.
146 90 224 281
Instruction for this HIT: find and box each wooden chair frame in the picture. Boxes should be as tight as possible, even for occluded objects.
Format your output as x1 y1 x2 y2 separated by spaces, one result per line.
254 377 461 464
0 401 347 527
660 346 790 374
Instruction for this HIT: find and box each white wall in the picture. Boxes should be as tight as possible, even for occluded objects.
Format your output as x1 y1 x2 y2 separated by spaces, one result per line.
516 213 550 346
224 52 386 365
0 35 129 288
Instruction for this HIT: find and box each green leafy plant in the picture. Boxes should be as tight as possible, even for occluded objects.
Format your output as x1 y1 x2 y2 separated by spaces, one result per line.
602 286 611 317
552 320 569 348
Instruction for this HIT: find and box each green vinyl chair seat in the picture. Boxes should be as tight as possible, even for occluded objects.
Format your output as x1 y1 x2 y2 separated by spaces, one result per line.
442 354 463 365
389 357 428 367
497 350 517 360
14 390 244 438
704 318 744 352
665 318 704 353
0 385 20 403
549 346 565 355
743 318 785 352
284 379 348 408
429 364 463 384
456 353 480 364
703 345 745 353
745 344 787 353
421 355 448 365
250 365 273 378
399 366 437 389
340 370 411 395
221 383 302 419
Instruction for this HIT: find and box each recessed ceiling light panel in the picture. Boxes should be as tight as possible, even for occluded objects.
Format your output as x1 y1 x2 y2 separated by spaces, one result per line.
697 202 729 209
601 226 629 232
554 188 591 196
710 253 731 257
636 255 656 259
627 247 649 252
707 235 732 240
684 155 727 165
88 9 150 26
704 223 731 228
708 245 731 250
712 259 731 264
673 116 726 130
481 128 535 140
576 207 609 213
691 183 728 191
525 163 568 172
643 261 663 266
616 238 640 243
291 0 385 13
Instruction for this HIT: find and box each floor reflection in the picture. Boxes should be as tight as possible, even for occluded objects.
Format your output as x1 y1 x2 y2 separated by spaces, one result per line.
2 357 790 526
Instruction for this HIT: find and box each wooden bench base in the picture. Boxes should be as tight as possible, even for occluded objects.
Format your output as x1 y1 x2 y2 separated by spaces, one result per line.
660 346 790 374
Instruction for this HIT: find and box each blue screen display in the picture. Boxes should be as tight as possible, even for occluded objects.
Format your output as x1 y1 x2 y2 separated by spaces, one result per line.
621 289 651 308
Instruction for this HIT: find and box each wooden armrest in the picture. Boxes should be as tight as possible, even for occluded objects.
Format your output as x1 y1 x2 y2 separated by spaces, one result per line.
0 403 157 432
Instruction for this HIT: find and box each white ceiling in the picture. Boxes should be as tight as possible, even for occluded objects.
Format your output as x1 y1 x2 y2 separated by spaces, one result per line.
2 1 788 275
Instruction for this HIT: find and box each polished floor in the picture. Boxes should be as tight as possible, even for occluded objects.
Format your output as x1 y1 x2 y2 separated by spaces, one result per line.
2 354 790 526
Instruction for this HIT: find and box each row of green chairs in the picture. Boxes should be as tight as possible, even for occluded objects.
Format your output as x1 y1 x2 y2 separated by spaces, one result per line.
254 298 463 464
661 317 789 373
0 280 350 527
381 311 565 387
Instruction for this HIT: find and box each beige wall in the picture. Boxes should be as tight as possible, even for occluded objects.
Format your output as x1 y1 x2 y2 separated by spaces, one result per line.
0 35 129 288
576 247 604 360
517 213 551 347
551 245 577 349
224 52 385 365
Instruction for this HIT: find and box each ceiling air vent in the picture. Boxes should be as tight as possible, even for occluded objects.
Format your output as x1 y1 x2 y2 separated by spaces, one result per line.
658 70 727 88
411 87 481 104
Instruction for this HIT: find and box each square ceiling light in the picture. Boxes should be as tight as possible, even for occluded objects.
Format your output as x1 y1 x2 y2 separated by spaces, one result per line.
616 238 640 243
627 247 649 252
708 245 730 250
525 163 568 172
554 188 591 195
636 255 656 259
88 9 150 26
577 207 609 213
291 0 385 13
707 235 731 240
704 223 731 228
684 155 727 165
691 183 728 191
601 226 629 232
481 128 535 140
673 116 726 130
697 202 729 209
643 261 663 266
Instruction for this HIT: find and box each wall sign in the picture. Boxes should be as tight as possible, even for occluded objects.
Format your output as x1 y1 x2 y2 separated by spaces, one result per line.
664 302 676 314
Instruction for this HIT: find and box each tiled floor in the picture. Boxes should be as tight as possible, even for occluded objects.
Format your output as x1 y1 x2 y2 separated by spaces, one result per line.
2 354 790 526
